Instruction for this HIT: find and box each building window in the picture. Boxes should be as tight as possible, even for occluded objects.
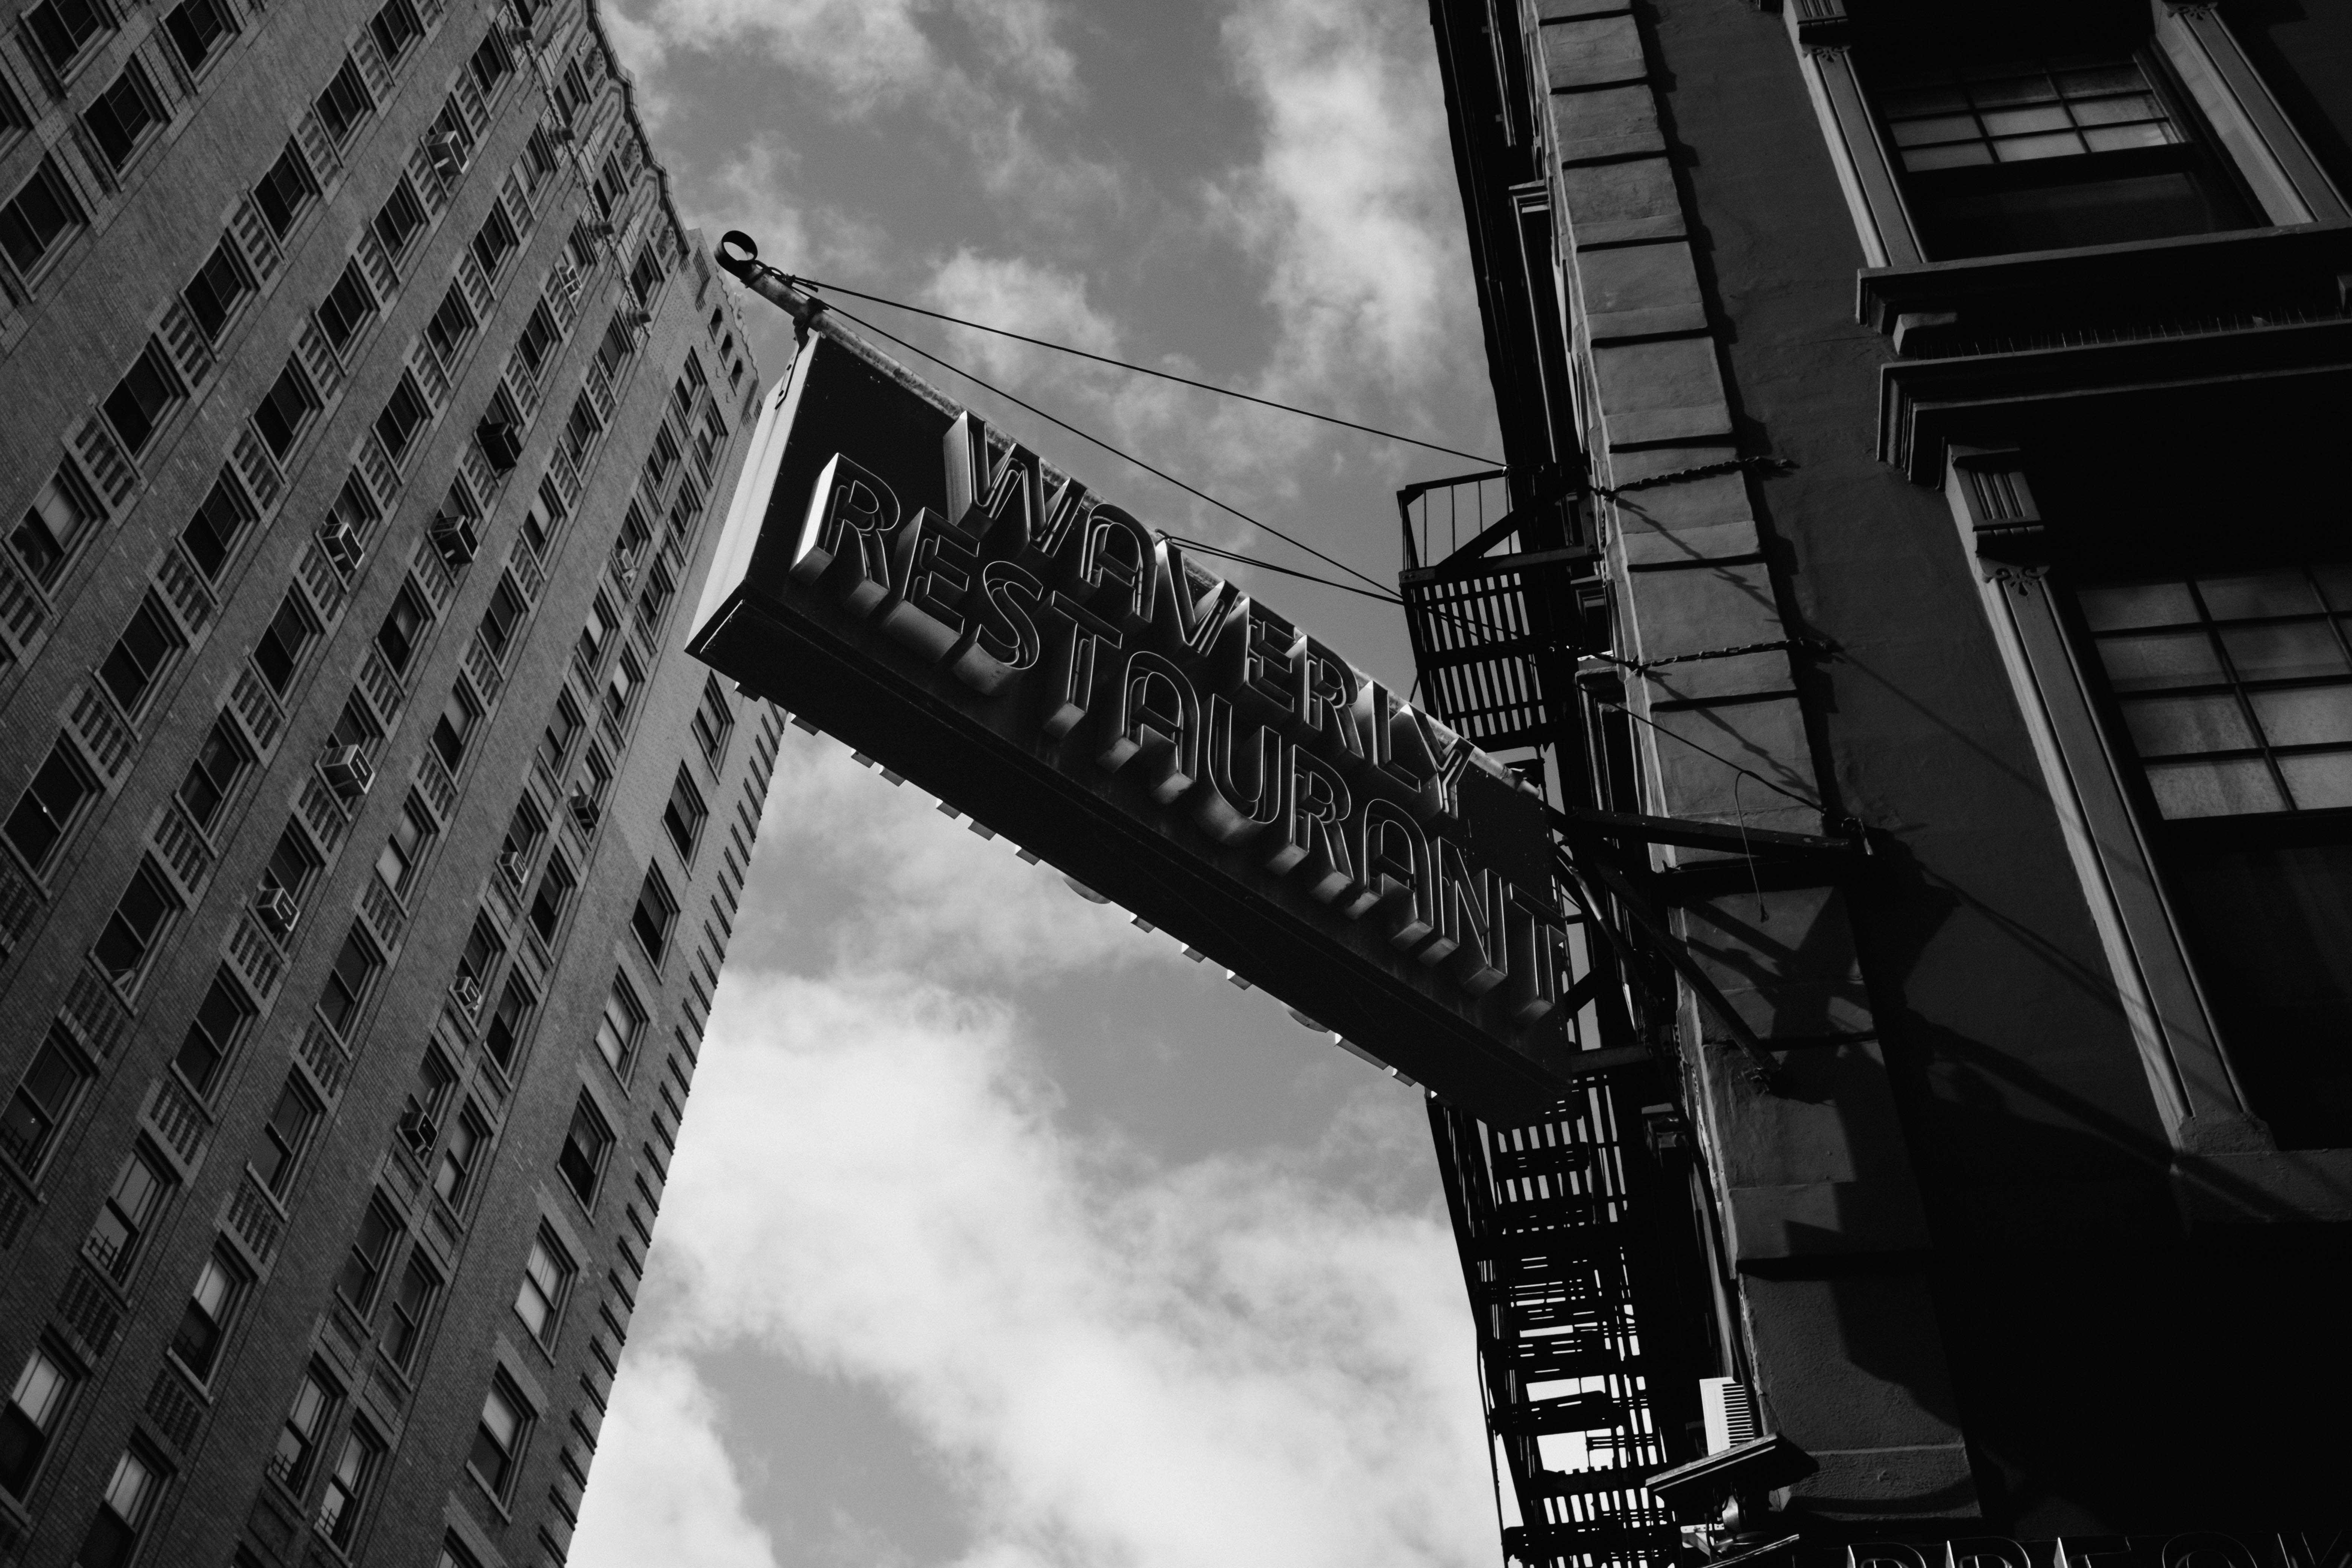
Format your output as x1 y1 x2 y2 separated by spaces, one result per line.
662 769 707 862
253 1076 315 1195
253 360 320 461
537 691 581 774
316 57 373 144
636 559 676 637
93 860 181 985
315 1424 381 1548
628 244 662 308
0 1347 73 1496
479 576 525 662
383 1254 439 1370
595 975 643 1078
252 590 317 695
375 583 428 672
423 284 476 368
453 917 502 1012
328 697 381 763
469 1379 529 1501
514 1231 573 1343
182 240 251 343
335 1200 398 1312
180 473 255 579
0 160 81 281
468 28 512 95
6 740 95 871
560 393 600 469
372 178 427 263
1 1031 89 1173
99 595 184 712
515 303 559 375
320 926 381 1034
271 1369 333 1490
368 0 422 62
87 1146 172 1279
26 0 109 73
596 314 634 377
437 1535 482 1568
484 977 533 1071
83 64 161 172
77 1445 162 1568
433 1104 484 1209
2076 565 2352 1148
430 688 478 773
527 853 573 946
692 677 734 763
630 868 675 962
164 0 233 72
13 466 99 585
375 374 432 464
1868 51 2253 259
259 824 320 914
604 649 642 725
316 263 376 354
169 1252 242 1381
470 204 518 279
177 718 245 830
556 1095 610 1205
253 143 317 239
173 971 251 1097
103 345 181 457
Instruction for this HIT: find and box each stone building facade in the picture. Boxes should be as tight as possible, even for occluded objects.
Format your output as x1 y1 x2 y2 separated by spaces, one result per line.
1419 0 2352 1549
0 2 776 1565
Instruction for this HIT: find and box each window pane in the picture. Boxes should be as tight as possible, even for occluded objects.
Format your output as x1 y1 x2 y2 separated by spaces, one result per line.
2079 580 2197 632
2249 686 2352 750
2279 753 2352 813
2092 628 2222 693
2219 622 2349 684
2119 692 2255 758
2198 570 2322 621
2144 758 2285 820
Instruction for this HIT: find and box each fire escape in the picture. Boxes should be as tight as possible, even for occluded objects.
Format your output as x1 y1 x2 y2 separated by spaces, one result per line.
1406 3 1855 1562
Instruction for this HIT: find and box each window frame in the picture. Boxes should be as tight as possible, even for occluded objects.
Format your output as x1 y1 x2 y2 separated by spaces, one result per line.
467 1376 531 1504
98 593 186 715
593 973 643 1080
167 1249 245 1385
270 1365 336 1494
0 1343 77 1499
556 1093 611 1207
629 867 675 964
86 1142 174 1281
80 58 165 173
513 1229 574 1346
0 1028 93 1178
319 925 383 1037
0 158 84 286
92 858 182 988
13 462 103 588
6 738 98 875
253 1074 319 1197
164 0 235 74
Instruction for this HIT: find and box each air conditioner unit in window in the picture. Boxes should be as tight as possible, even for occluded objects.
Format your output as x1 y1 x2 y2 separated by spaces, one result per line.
611 542 640 584
567 785 600 833
1700 1378 1759 1456
320 746 375 799
430 511 481 567
397 1100 439 1158
318 519 364 576
424 129 469 183
476 419 524 472
450 974 484 1014
496 847 527 888
254 885 299 938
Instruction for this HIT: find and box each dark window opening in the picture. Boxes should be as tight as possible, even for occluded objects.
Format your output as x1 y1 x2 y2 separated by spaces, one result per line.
103 347 180 456
629 867 675 961
182 241 250 343
253 144 316 239
83 67 158 170
254 361 319 460
180 474 254 579
317 263 377 352
172 972 250 1097
169 1254 239 1380
424 285 476 367
663 768 705 861
27 0 107 71
6 741 93 870
164 0 232 71
252 591 315 694
93 861 179 983
484 977 532 1070
271 1370 331 1489
374 375 430 462
100 597 182 712
556 1096 609 1205
254 1077 315 1194
368 0 421 61
0 162 80 279
376 586 427 672
372 179 427 262
87 1147 171 1278
336 1201 397 1311
14 468 96 585
320 927 380 1033
527 853 573 945
470 205 518 279
178 718 245 829
429 689 476 772
0 1032 88 1173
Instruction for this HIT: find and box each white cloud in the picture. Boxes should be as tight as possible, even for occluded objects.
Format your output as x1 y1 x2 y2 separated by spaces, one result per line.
584 970 1495 1568
572 1352 781 1568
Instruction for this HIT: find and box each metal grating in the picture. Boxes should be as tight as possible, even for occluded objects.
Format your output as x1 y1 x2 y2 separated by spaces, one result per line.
1431 1085 1681 1568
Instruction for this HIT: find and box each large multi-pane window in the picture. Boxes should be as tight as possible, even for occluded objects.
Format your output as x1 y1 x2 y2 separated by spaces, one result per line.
1867 49 2252 258
81 64 159 170
26 0 107 72
0 161 80 281
164 0 233 71
2077 564 2352 1150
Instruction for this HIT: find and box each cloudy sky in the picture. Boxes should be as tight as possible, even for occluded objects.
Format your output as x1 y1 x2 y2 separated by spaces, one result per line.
570 2 1511 1565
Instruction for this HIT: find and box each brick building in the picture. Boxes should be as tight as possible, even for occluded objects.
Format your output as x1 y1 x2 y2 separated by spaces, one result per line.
1409 0 2352 1554
0 2 778 1565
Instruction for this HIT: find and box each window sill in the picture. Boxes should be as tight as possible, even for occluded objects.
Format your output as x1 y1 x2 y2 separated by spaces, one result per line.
464 1465 514 1524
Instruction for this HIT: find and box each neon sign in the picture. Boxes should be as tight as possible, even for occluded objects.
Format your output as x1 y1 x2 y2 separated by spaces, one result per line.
689 330 1611 1116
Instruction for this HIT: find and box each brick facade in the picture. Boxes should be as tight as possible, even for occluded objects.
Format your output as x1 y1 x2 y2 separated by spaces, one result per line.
0 2 778 1564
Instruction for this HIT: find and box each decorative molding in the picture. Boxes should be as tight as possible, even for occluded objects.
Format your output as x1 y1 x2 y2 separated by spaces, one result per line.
1787 0 1849 52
